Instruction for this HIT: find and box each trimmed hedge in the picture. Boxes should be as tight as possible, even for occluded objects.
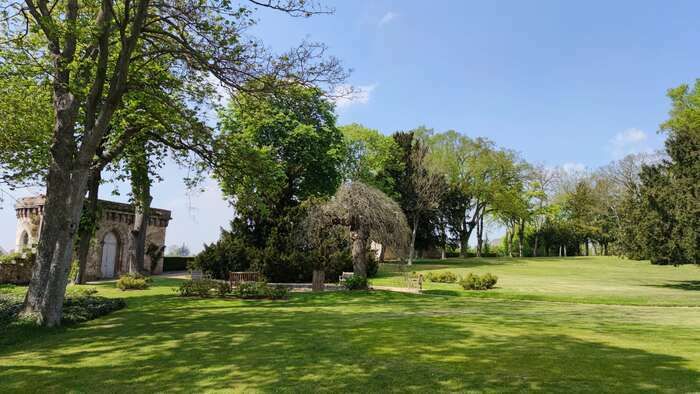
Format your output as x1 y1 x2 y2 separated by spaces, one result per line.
163 256 195 272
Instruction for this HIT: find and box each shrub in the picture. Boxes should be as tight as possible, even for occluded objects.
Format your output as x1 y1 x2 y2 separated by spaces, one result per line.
215 281 232 297
459 273 498 290
0 294 22 326
425 271 458 283
177 279 218 297
266 285 290 300
343 275 368 290
61 296 126 324
116 273 150 291
233 282 289 300
1 293 125 327
65 286 98 297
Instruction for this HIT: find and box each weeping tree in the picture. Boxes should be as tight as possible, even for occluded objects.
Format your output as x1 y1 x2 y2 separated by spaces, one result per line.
305 182 410 279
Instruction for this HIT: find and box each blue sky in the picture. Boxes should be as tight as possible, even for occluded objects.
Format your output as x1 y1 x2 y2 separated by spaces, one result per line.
1 0 699 252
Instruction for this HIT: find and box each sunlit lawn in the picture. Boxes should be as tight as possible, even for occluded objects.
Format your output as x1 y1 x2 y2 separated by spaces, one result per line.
1 257 700 392
373 256 700 306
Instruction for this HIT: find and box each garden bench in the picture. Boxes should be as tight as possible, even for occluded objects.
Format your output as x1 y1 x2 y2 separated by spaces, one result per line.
339 271 354 284
190 270 211 281
229 271 262 287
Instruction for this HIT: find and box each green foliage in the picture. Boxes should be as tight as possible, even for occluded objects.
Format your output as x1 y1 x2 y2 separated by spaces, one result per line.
0 249 35 265
217 81 346 218
233 282 290 300
68 260 79 283
61 297 127 325
215 281 233 298
177 279 219 298
340 123 401 195
116 274 151 291
1 293 125 327
459 273 498 290
343 275 368 290
632 81 700 264
0 294 22 326
425 271 458 283
193 231 261 279
65 286 98 298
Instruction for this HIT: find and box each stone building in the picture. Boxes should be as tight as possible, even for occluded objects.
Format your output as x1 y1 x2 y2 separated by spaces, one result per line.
15 195 171 280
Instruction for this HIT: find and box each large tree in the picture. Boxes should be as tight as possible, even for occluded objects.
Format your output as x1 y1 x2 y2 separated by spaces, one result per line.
216 79 347 245
634 82 700 264
1 0 346 326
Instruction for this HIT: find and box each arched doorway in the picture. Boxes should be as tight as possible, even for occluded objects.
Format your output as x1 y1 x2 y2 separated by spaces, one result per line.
20 231 29 249
101 232 119 278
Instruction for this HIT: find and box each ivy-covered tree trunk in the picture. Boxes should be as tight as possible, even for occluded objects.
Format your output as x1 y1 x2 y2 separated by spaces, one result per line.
128 143 152 274
76 170 102 284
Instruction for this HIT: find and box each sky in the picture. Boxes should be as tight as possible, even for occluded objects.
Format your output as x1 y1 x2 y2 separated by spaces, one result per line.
1 0 699 253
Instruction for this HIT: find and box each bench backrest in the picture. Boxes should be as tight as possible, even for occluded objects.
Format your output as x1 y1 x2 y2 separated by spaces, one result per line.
229 271 261 285
339 272 354 280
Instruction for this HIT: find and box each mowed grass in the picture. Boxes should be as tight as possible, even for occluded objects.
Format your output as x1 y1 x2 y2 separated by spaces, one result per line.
373 256 700 306
0 257 699 393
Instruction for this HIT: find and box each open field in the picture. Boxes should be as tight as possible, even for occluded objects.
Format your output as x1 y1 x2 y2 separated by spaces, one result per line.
1 257 700 392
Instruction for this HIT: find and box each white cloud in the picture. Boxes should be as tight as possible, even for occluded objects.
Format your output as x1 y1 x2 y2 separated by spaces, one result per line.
378 11 397 27
332 84 377 110
608 128 652 159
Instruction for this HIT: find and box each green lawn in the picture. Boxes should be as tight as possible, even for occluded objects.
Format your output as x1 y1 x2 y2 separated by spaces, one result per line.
374 256 700 306
1 257 700 392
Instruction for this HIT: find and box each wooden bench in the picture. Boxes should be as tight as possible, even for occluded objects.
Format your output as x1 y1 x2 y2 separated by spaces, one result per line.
339 271 354 284
229 271 262 287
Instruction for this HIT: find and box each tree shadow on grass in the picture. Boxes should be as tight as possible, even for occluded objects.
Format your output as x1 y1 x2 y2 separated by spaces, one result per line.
645 280 700 291
1 291 699 392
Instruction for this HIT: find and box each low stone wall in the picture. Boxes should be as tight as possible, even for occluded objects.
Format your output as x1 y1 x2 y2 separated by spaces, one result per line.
0 261 34 284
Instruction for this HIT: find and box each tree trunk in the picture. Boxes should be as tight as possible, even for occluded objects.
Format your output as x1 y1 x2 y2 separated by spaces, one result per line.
378 242 386 263
76 170 102 284
518 219 525 258
585 239 589 256
604 243 608 256
312 269 325 292
408 214 419 265
533 234 539 257
459 225 475 258
564 245 568 257
441 248 446 260
351 228 369 278
559 245 562 257
22 165 90 327
476 216 484 257
507 228 515 257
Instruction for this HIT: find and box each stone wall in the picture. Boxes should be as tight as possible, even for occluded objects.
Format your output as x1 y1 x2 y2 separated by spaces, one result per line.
0 255 35 285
